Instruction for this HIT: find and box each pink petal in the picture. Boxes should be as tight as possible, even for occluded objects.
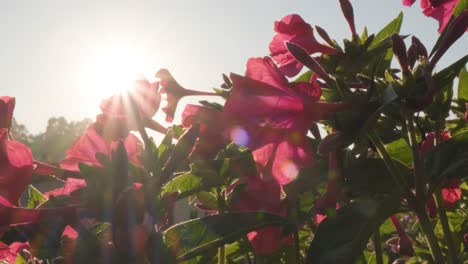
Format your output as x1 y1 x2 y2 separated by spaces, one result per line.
0 97 15 129
0 130 33 204
402 0 416 7
422 0 459 32
60 125 142 172
269 14 337 77
0 241 30 263
44 178 86 198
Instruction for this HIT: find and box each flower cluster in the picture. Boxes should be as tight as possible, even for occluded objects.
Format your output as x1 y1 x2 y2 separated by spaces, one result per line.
1 0 468 263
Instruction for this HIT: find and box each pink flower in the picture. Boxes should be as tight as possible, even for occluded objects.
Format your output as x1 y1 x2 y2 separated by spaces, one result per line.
419 131 451 153
0 97 15 129
421 132 462 216
0 241 31 263
97 78 162 140
60 124 142 172
230 176 290 255
404 0 465 33
0 195 78 239
421 0 460 33
269 14 338 77
156 69 218 123
44 177 87 203
0 129 33 205
181 104 228 159
225 57 348 184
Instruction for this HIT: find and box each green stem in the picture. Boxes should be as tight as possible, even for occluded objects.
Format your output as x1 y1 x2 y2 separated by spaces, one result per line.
435 192 458 264
433 120 458 263
415 205 445 263
367 132 415 204
217 188 226 264
405 113 425 202
292 200 301 264
372 230 384 264
218 245 226 264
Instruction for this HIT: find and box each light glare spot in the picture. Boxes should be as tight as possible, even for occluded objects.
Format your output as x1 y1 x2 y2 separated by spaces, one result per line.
230 127 249 146
280 160 299 180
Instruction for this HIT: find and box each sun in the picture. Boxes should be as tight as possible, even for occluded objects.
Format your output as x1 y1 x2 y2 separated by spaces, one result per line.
85 47 148 100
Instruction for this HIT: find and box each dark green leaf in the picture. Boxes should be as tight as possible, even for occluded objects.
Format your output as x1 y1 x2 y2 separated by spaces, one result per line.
425 130 468 183
164 212 291 261
306 197 401 263
161 164 224 199
433 54 468 91
344 158 410 197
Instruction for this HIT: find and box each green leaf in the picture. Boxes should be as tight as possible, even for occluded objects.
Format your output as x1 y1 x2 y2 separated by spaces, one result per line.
385 138 412 167
13 254 28 264
344 158 410 197
453 0 468 17
293 70 313 83
28 185 46 208
369 12 403 50
164 212 291 261
360 26 368 42
367 12 403 76
433 54 468 90
458 67 468 101
306 197 401 263
425 130 468 183
161 163 225 199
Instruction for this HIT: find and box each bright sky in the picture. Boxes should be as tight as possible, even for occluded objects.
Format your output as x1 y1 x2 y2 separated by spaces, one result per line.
1 0 466 134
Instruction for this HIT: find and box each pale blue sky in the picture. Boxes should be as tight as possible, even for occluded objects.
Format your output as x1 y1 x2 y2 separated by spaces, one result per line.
1 0 466 133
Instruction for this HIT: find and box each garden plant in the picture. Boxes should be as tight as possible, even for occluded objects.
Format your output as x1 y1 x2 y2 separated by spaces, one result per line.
1 0 468 263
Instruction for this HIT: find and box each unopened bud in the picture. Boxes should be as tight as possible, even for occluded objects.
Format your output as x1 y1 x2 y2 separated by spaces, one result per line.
162 124 200 178
339 0 356 37
391 34 410 77
285 42 333 83
411 36 428 59
0 96 15 129
315 25 334 46
397 234 414 256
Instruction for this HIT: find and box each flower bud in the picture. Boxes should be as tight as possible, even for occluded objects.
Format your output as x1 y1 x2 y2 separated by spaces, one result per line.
315 25 334 46
285 42 333 83
397 234 414 256
391 34 410 77
339 0 356 37
0 96 15 129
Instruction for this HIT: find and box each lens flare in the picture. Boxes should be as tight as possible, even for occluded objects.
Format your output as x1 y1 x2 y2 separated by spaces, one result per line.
280 160 299 180
230 126 249 146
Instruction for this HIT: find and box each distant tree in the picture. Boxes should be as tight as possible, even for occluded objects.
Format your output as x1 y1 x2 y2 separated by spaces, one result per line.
10 117 92 164
10 118 33 145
